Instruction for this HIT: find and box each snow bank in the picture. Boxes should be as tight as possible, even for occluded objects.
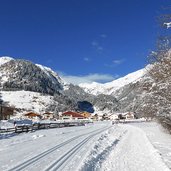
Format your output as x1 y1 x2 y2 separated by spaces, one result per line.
132 122 171 169
0 120 14 129
80 125 127 170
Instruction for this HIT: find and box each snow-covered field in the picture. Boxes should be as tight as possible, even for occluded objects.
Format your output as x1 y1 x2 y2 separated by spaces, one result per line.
1 91 54 114
0 121 170 171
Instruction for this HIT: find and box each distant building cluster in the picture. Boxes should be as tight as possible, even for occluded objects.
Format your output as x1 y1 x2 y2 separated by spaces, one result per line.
0 103 138 123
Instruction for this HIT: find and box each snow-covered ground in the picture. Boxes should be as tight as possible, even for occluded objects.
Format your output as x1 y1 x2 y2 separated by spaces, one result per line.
0 121 170 171
99 124 169 171
0 120 15 129
131 122 171 169
1 91 54 114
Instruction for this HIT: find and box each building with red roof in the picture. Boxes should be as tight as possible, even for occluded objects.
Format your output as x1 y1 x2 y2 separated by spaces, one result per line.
61 111 85 120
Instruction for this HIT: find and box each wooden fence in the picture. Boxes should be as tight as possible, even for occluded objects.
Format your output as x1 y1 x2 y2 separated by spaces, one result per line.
0 121 92 134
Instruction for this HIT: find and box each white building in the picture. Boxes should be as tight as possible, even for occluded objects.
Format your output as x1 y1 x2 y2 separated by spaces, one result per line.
109 114 119 120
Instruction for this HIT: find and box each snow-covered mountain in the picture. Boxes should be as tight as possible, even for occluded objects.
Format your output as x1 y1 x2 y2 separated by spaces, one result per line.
0 57 72 115
79 67 153 115
0 57 66 95
79 68 146 96
0 56 14 66
36 64 67 89
0 56 151 117
0 57 110 115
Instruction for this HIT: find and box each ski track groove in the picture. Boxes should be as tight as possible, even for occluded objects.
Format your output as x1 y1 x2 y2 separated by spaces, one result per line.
43 126 111 171
8 126 111 171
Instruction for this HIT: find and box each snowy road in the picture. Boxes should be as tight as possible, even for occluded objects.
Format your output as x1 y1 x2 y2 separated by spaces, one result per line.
0 121 170 171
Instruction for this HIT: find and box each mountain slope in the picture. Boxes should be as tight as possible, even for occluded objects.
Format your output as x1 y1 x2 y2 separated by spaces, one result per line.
0 59 65 95
79 67 153 116
0 57 95 114
0 56 14 66
0 56 150 117
1 90 54 114
79 68 146 96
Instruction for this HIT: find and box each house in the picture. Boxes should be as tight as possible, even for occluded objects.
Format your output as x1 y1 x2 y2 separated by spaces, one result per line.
91 114 102 121
61 111 85 120
0 106 14 120
101 113 110 120
122 112 135 119
42 112 54 120
109 114 119 120
24 112 42 120
91 114 97 121
80 111 91 119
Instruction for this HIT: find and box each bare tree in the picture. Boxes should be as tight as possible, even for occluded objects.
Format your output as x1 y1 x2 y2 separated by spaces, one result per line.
146 9 171 131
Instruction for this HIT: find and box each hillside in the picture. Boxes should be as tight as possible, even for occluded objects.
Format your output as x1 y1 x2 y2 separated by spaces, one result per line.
79 68 146 96
0 57 65 95
0 57 74 115
0 56 150 117
79 67 152 114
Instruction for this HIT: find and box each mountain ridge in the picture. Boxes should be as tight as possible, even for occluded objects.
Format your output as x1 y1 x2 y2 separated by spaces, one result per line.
79 68 146 96
0 56 149 117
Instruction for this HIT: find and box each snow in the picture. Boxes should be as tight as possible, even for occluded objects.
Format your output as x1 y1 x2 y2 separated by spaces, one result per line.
80 68 146 95
164 22 171 29
131 122 171 169
92 106 111 116
79 82 105 95
0 122 110 171
0 120 14 129
0 57 14 84
0 56 14 66
0 121 170 171
32 134 46 139
1 90 54 114
0 57 68 93
100 124 169 171
36 64 66 86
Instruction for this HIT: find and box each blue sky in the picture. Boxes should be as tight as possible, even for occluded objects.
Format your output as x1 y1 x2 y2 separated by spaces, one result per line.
0 0 170 84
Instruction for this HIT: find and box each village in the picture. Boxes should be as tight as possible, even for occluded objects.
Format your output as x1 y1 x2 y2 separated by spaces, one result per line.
1 105 170 171
0 104 139 133
0 104 136 121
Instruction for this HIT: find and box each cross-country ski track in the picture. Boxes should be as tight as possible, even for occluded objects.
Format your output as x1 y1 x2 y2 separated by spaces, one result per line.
0 121 170 171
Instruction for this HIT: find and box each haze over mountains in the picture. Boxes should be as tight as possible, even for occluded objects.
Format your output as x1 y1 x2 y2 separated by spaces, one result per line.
0 56 151 116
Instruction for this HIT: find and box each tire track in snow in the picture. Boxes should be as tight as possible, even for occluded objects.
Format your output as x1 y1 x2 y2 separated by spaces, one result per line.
43 126 111 171
8 126 111 171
